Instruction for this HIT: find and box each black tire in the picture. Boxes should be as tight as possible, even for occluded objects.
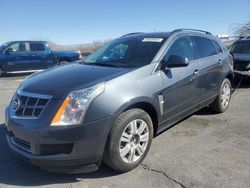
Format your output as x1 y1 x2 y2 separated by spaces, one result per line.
103 109 153 172
210 78 232 113
0 66 4 77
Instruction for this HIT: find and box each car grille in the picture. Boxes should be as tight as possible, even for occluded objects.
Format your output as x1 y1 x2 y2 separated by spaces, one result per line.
13 92 51 118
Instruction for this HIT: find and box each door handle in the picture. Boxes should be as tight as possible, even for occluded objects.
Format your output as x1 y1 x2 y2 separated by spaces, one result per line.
193 69 199 75
190 69 199 81
218 59 222 64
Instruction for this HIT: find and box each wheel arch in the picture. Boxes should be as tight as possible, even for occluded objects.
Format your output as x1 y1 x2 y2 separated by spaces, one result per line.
225 72 234 85
119 100 160 136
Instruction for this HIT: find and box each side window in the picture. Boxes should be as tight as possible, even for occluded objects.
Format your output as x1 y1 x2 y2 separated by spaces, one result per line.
165 37 194 62
29 42 46 52
211 40 223 54
8 42 27 52
191 36 216 59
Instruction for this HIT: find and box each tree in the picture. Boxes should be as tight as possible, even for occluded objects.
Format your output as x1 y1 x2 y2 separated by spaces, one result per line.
232 20 250 37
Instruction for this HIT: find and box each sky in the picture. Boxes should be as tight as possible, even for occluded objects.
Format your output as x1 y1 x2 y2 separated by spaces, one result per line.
0 0 249 45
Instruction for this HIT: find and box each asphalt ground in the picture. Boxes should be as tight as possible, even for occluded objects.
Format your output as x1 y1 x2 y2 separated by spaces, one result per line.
0 73 249 188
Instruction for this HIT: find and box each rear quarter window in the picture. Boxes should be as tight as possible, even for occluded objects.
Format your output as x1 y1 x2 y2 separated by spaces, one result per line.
29 42 46 51
211 40 223 54
191 36 216 59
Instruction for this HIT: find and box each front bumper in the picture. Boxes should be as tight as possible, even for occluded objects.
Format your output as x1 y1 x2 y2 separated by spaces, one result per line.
5 108 115 173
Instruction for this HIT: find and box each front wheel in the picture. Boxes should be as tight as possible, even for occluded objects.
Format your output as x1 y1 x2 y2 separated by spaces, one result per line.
210 78 232 113
103 109 153 172
0 67 4 77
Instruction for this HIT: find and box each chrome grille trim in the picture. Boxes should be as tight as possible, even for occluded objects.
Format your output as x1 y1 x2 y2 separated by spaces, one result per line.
10 90 52 119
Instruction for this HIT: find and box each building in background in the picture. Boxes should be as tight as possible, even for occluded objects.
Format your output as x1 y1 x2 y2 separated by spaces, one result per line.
217 34 229 41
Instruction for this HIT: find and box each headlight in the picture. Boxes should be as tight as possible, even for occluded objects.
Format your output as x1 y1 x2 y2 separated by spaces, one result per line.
51 82 105 126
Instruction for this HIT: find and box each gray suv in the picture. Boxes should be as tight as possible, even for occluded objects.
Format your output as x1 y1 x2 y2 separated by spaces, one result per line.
5 29 234 173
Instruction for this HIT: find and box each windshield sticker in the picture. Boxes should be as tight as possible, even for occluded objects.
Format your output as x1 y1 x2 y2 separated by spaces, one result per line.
142 38 163 42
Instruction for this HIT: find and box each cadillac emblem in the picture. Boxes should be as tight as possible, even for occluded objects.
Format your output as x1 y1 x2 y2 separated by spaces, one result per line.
13 98 21 112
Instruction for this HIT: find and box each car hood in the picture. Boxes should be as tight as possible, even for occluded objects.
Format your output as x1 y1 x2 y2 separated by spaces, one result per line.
233 53 250 62
20 64 132 99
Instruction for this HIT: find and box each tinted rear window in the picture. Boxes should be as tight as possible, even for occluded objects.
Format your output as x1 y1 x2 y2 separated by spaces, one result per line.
29 42 45 51
231 41 250 54
191 36 216 59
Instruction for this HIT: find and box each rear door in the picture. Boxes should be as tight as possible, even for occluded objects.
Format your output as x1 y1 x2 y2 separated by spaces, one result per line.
190 36 224 101
4 42 30 71
26 42 53 70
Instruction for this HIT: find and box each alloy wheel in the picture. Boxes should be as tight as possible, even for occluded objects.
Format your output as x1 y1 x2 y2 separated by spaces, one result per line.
221 83 231 108
119 119 149 163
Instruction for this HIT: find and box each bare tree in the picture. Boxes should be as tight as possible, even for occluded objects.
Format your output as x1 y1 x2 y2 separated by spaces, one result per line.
232 20 250 37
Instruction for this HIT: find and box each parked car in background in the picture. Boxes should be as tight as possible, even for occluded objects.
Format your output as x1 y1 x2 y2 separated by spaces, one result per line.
0 41 82 76
5 29 234 173
230 37 250 77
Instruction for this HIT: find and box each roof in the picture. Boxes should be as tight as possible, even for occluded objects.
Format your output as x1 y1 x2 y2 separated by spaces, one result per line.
5 40 48 44
121 29 213 39
237 37 250 42
121 32 171 39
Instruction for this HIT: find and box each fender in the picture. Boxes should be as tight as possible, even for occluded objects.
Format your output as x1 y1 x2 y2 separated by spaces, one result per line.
114 96 161 119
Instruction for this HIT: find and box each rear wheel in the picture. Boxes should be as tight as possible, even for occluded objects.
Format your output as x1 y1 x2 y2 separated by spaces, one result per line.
103 109 153 172
210 78 232 113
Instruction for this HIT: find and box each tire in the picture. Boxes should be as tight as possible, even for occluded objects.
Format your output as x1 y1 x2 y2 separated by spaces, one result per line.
210 78 232 113
103 109 154 172
0 66 4 77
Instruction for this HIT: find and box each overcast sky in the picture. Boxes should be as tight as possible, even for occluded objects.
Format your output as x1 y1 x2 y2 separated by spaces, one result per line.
0 0 249 44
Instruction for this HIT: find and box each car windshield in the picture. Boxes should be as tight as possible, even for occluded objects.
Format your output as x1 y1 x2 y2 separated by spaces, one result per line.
84 37 166 68
0 42 10 51
231 41 250 54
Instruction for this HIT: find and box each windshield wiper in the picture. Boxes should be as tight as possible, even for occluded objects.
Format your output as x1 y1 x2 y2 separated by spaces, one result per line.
84 62 121 68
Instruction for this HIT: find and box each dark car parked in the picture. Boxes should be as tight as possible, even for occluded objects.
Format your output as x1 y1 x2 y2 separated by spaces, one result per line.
0 41 82 76
5 29 234 173
230 37 250 76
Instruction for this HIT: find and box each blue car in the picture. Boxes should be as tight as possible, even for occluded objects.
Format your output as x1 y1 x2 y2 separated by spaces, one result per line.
0 41 82 76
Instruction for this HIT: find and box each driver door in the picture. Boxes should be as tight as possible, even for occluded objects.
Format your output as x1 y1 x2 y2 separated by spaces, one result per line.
159 36 202 123
4 42 30 72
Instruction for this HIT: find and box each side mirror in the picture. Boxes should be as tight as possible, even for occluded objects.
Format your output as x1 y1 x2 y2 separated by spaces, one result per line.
161 54 189 69
5 48 14 54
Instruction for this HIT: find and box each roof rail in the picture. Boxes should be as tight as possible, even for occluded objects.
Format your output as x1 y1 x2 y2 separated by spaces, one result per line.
121 32 144 37
171 29 212 35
